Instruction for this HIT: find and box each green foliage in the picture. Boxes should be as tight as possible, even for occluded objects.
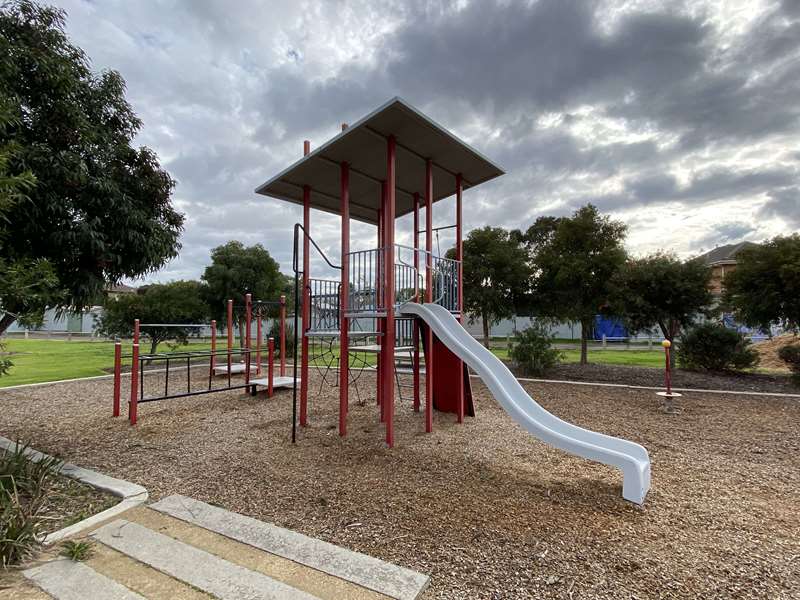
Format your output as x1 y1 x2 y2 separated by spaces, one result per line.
723 235 800 332
522 204 627 364
201 241 284 323
60 539 94 561
509 322 562 376
268 320 294 358
610 252 713 342
0 1 183 334
0 441 63 567
96 281 209 355
677 322 759 372
452 226 531 347
777 344 800 384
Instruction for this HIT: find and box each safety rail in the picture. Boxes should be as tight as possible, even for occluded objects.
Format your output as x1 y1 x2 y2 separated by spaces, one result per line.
347 244 460 314
308 278 341 331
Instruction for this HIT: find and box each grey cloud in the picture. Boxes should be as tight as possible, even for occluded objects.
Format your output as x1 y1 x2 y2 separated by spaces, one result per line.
758 187 800 228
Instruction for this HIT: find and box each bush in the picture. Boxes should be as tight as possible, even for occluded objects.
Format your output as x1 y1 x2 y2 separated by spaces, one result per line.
1 442 63 567
509 322 562 376
677 322 759 372
268 321 295 359
778 344 800 384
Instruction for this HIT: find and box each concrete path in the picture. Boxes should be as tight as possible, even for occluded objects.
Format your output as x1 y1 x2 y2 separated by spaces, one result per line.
21 498 429 600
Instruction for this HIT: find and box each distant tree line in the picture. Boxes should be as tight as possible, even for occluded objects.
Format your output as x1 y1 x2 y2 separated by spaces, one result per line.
459 204 800 368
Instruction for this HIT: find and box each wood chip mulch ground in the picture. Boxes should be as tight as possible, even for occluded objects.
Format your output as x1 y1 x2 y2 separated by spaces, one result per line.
537 362 799 394
0 369 798 599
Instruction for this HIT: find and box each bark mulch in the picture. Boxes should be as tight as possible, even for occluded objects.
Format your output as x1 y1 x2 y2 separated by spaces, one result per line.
537 362 799 394
0 370 798 599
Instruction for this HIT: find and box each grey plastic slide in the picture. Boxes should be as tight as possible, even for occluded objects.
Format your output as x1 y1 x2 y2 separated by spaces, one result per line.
400 302 651 504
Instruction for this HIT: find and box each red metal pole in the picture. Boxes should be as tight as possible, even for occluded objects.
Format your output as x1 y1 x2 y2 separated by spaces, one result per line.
455 173 465 424
279 295 286 377
300 185 311 427
376 204 383 411
412 192 420 413
268 337 275 397
227 299 233 379
129 342 139 425
210 320 217 372
384 135 396 447
256 317 262 376
245 293 252 386
133 318 140 346
113 341 121 417
424 159 434 433
664 340 672 395
339 161 350 436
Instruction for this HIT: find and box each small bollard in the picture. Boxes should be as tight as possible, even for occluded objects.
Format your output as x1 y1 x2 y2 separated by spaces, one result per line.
656 339 681 413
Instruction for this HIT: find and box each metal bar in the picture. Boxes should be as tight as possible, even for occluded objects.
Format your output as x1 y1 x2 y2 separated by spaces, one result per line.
340 160 350 437
425 158 433 434
245 293 252 386
456 173 464 424
210 320 216 372
300 185 310 427
113 341 121 417
280 295 286 376
384 135 396 447
130 343 139 425
268 337 275 398
136 384 253 404
186 355 191 393
376 204 383 411
165 357 170 397
256 316 262 376
227 299 233 388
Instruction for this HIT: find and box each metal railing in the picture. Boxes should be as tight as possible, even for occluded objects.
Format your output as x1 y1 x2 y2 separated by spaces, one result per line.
308 278 341 331
346 244 460 315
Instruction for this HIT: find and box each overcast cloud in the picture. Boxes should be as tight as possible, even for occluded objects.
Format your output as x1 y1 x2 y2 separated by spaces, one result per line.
53 0 800 281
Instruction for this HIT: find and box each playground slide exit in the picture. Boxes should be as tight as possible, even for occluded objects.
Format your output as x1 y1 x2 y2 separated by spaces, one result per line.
400 302 651 504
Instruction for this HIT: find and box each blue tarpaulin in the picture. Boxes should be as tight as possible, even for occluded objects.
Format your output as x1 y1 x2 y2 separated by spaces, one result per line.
593 315 628 340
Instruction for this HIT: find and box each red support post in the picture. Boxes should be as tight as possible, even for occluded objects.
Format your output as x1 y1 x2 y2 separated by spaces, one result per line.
227 299 233 382
113 341 121 417
412 192 420 413
256 317 262 376
300 185 311 426
268 337 275 397
279 295 286 376
424 159 434 433
384 135 396 447
455 173 465 424
339 161 350 436
129 342 139 425
245 293 252 386
210 320 217 372
376 204 383 412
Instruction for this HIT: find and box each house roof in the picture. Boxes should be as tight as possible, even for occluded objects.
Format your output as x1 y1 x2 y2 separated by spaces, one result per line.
254 97 505 226
696 241 757 265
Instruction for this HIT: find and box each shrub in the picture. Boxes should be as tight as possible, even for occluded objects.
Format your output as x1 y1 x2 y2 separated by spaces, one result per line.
509 322 562 376
0 443 63 567
677 322 759 372
268 320 295 358
778 344 800 384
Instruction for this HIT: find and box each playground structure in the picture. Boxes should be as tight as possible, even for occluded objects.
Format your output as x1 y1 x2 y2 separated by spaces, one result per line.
256 97 651 503
111 293 293 425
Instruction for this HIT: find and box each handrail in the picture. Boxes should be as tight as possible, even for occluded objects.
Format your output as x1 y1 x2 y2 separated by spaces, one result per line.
292 222 342 274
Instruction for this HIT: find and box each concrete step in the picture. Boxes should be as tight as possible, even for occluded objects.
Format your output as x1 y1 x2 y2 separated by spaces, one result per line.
91 519 321 600
23 559 145 600
150 495 429 600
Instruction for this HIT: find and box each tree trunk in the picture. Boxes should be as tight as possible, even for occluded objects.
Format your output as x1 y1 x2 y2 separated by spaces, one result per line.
580 317 591 365
0 313 16 337
482 312 490 349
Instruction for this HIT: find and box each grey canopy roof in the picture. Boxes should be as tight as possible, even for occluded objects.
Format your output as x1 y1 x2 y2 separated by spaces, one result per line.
255 97 504 225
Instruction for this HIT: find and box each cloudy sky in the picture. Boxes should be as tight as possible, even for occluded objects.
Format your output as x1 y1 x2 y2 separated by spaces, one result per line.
54 0 800 282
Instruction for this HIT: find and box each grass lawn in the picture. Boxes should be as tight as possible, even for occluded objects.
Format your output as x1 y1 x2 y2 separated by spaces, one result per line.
0 339 218 387
489 346 664 368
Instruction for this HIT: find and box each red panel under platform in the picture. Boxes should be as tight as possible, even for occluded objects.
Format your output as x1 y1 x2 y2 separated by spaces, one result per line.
431 334 475 417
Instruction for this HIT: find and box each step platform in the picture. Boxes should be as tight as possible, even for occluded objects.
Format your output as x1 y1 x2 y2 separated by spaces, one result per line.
249 376 297 389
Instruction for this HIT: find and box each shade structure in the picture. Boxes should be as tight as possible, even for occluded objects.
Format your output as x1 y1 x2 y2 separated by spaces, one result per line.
254 97 505 224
